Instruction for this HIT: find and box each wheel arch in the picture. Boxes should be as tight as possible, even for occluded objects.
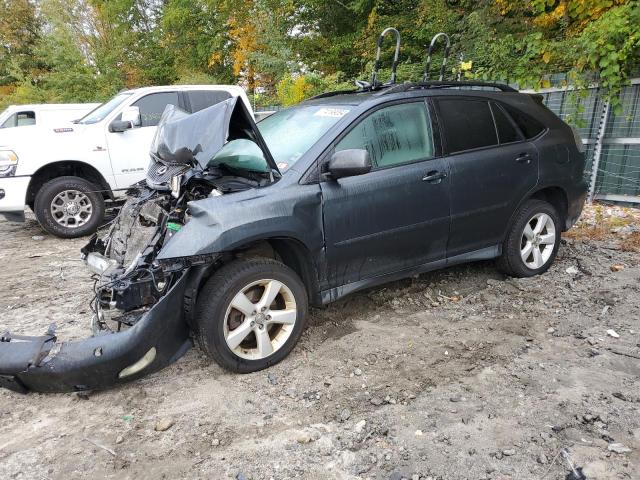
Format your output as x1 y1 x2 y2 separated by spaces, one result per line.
27 161 113 209
529 186 568 231
188 236 322 311
504 185 569 242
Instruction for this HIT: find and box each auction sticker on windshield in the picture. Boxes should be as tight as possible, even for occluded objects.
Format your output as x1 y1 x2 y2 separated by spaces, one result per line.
313 107 349 118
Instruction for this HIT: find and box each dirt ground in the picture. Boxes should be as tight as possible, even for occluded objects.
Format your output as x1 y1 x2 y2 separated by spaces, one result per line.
0 205 639 480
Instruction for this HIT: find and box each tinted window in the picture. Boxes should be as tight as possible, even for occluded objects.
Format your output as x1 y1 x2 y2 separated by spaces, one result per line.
188 90 232 113
491 102 522 144
438 99 498 153
133 92 179 127
336 102 434 168
502 104 545 139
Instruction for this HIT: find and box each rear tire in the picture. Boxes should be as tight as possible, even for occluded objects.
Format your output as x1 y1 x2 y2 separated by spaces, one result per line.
34 176 105 238
497 199 561 277
195 258 308 373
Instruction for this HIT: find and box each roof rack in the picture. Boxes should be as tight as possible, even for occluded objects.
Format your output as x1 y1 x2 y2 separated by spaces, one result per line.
379 80 518 95
423 33 451 82
370 27 401 87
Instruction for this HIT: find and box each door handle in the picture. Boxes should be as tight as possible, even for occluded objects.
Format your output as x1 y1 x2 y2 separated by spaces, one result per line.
515 153 532 164
422 170 447 183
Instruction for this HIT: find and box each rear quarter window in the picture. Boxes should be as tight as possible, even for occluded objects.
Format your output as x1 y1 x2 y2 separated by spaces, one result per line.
502 104 546 139
437 98 498 154
490 102 523 144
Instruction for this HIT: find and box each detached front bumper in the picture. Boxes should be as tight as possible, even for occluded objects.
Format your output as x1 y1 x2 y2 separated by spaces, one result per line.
0 272 191 393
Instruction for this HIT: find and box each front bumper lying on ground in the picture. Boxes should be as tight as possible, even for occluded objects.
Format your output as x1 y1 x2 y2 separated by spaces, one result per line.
0 273 191 394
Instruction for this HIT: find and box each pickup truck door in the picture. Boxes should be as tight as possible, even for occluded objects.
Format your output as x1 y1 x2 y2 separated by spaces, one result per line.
105 91 181 189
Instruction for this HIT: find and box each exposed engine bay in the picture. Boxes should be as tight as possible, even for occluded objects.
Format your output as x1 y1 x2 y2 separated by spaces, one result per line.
84 170 267 333
83 96 277 334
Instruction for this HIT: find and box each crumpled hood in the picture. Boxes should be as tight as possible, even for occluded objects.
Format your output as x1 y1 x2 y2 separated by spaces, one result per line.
151 96 279 174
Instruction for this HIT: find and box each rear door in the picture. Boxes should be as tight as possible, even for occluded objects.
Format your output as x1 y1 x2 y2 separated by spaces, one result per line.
321 100 450 287
435 97 539 257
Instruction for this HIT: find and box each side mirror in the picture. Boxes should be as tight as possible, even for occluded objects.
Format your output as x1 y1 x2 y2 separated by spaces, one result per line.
109 120 132 133
121 106 141 127
325 149 372 180
109 106 141 133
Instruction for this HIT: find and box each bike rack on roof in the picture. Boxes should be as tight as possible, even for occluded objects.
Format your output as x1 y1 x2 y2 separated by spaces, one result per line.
423 32 451 82
370 27 401 87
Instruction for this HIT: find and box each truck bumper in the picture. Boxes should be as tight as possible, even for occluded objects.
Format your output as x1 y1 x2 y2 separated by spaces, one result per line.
0 272 192 393
0 176 30 222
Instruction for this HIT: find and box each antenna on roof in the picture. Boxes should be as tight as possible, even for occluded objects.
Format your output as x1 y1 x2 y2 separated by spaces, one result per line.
423 32 451 82
370 27 401 87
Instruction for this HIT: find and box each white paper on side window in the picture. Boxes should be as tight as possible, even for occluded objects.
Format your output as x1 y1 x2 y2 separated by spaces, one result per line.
313 108 349 118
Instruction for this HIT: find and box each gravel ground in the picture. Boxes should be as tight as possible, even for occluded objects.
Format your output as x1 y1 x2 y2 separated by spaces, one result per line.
0 205 638 480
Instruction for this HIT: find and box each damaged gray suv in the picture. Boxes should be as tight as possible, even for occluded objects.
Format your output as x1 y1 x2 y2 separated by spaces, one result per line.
0 80 587 393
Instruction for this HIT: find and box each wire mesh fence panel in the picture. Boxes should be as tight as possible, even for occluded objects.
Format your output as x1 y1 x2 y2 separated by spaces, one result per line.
595 145 640 197
605 85 640 138
537 80 640 202
540 88 604 138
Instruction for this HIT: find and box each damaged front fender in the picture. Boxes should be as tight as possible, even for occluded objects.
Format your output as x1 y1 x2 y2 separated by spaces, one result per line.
0 272 191 394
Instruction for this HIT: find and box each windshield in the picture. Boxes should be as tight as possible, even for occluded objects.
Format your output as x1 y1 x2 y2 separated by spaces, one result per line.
77 92 132 124
257 105 351 170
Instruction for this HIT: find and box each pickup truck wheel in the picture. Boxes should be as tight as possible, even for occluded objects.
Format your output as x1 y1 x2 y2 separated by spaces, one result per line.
34 176 105 238
497 199 561 277
195 258 308 373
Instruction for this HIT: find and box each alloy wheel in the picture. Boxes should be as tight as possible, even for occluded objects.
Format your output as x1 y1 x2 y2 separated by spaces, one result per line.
223 279 297 360
520 212 556 269
50 190 93 228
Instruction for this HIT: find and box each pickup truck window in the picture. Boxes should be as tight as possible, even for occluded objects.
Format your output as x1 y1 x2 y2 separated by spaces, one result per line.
189 90 232 113
133 92 179 127
78 92 132 124
1 111 35 128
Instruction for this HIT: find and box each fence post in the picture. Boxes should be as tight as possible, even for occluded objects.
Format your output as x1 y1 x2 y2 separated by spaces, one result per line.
588 98 610 202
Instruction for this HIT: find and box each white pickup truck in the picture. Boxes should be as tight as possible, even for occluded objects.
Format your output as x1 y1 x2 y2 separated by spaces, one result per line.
0 85 252 237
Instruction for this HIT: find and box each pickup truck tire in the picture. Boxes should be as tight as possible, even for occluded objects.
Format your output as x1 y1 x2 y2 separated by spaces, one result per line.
497 199 561 277
34 176 105 238
195 258 308 373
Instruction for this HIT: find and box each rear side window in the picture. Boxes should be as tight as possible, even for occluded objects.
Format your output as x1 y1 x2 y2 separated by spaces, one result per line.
491 102 523 144
188 90 232 113
336 102 435 168
502 104 545 139
437 99 498 153
133 92 179 127
1 111 35 128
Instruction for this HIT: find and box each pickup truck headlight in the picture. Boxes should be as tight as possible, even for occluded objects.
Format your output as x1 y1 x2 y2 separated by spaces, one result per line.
0 150 18 177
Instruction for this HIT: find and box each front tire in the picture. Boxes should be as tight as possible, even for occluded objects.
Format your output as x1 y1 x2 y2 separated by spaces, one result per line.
497 199 561 277
34 176 105 238
195 258 308 373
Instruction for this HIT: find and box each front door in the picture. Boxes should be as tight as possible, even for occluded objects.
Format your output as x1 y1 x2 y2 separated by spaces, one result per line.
435 98 539 257
106 91 180 188
321 101 450 288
